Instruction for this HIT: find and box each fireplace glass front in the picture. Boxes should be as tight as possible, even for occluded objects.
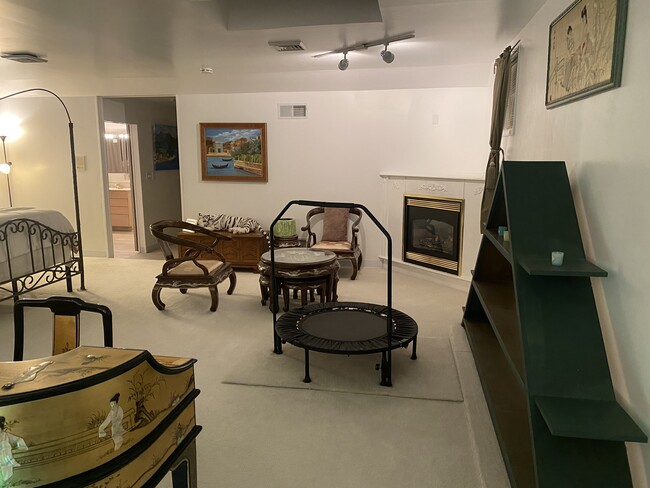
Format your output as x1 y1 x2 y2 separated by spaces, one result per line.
403 195 463 275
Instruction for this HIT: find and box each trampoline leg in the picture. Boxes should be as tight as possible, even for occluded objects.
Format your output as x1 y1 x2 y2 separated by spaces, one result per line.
411 336 418 360
303 349 312 383
380 351 392 387
273 331 283 355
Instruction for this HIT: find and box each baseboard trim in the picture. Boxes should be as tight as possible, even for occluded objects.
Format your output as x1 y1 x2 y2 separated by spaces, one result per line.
379 255 470 291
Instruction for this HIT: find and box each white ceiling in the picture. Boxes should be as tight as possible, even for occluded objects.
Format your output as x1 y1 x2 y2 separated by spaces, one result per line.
0 0 544 96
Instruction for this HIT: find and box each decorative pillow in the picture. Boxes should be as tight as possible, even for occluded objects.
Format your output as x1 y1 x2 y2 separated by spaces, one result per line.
321 208 350 242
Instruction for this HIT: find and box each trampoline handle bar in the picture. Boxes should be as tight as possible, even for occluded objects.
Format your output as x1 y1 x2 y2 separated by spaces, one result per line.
270 200 393 381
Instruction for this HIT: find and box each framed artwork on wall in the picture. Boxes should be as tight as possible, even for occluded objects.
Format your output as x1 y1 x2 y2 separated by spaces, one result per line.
545 0 628 108
200 123 268 182
153 124 179 170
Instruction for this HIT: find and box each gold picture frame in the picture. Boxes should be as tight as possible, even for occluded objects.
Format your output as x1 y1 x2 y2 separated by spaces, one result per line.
200 122 268 182
545 0 628 108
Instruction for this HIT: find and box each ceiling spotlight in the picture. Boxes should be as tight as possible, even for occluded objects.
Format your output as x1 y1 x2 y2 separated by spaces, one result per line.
338 52 349 71
381 44 394 64
200 66 214 74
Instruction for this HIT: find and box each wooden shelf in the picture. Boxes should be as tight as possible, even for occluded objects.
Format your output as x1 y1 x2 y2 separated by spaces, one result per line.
462 161 646 488
519 256 607 277
535 396 647 443
463 317 536 488
472 280 525 386
484 229 512 263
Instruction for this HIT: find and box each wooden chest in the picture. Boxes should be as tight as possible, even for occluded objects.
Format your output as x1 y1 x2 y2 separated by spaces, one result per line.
177 230 268 270
0 346 200 487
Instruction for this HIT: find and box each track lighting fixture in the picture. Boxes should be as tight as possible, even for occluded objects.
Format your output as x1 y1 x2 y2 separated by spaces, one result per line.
381 44 394 64
381 43 395 64
314 31 414 70
338 52 349 71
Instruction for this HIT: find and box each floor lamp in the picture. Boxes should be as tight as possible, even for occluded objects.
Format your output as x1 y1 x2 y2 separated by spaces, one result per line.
0 88 85 290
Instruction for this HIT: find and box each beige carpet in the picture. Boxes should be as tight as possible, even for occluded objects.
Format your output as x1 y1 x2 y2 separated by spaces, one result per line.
0 257 509 488
223 337 463 401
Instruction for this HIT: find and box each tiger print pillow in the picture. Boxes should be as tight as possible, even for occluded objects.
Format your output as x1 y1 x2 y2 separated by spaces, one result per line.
197 213 262 234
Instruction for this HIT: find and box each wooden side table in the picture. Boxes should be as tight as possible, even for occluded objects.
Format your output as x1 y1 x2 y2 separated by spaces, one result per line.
177 230 268 270
258 249 339 312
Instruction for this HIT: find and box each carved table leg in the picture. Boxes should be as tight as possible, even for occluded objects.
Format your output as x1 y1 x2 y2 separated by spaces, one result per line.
227 271 237 295
350 257 358 280
209 286 219 312
152 284 166 310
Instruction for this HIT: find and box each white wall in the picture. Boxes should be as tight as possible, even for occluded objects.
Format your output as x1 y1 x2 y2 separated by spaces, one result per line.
504 0 650 484
177 87 491 264
0 96 107 256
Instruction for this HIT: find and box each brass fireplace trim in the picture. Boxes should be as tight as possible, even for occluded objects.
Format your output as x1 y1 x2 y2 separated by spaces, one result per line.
403 193 465 276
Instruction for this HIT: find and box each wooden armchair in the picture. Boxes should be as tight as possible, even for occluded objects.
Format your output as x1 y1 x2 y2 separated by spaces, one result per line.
301 207 363 280
150 220 237 312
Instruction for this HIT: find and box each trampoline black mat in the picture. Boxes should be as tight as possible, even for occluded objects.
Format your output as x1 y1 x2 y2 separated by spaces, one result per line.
276 301 418 355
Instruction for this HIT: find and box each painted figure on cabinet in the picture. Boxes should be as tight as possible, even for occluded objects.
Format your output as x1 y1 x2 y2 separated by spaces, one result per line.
0 415 28 482
98 393 126 451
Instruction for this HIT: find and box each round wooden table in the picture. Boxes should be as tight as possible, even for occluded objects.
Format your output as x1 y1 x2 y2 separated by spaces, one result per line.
258 249 339 312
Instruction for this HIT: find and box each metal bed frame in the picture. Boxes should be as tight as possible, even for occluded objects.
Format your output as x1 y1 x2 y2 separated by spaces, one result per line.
0 218 82 302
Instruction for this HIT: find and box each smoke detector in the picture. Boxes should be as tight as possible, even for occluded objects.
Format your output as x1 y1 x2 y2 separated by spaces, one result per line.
268 40 305 52
0 52 48 63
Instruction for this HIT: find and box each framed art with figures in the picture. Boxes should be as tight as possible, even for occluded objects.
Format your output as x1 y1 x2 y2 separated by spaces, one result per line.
200 123 268 182
545 0 628 108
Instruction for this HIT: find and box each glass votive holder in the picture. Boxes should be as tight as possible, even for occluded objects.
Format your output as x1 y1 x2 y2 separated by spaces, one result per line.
498 226 507 237
503 230 510 242
551 251 564 266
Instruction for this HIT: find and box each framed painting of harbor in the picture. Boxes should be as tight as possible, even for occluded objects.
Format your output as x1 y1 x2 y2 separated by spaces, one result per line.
200 123 268 182
545 0 628 108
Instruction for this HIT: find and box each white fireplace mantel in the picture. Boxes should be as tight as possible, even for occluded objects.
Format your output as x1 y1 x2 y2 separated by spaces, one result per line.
379 172 484 181
379 173 485 286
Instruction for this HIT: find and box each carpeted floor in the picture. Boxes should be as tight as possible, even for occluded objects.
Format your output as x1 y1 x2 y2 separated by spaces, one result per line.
223 337 463 401
0 257 509 488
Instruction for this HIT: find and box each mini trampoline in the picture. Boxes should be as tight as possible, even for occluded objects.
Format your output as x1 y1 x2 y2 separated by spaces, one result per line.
269 200 419 386
276 301 418 384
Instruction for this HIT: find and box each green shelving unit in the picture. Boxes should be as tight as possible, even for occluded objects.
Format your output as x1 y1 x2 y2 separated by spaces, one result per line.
462 161 647 488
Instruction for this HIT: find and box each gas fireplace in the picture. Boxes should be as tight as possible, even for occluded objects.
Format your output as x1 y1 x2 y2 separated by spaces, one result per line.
403 195 464 275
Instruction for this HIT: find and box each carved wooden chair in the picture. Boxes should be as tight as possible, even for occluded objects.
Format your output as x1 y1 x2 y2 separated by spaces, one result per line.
150 220 237 312
13 296 113 361
301 207 363 280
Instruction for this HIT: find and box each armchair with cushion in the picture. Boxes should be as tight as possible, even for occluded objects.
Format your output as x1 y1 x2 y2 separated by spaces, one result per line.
302 207 363 280
150 220 237 312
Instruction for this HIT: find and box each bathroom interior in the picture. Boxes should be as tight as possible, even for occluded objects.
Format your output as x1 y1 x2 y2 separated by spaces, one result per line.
104 121 138 257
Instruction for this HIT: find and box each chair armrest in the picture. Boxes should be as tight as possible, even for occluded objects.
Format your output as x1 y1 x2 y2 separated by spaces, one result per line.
302 207 324 248
350 208 362 247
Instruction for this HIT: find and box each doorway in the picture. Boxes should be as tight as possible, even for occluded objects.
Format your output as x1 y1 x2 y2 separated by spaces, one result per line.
104 122 139 258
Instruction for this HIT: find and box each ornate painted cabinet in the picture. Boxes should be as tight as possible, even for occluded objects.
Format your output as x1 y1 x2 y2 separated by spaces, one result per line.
0 346 200 487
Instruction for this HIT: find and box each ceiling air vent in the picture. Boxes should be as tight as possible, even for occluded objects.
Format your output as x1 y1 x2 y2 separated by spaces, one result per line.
268 40 305 52
278 104 307 119
0 52 48 63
